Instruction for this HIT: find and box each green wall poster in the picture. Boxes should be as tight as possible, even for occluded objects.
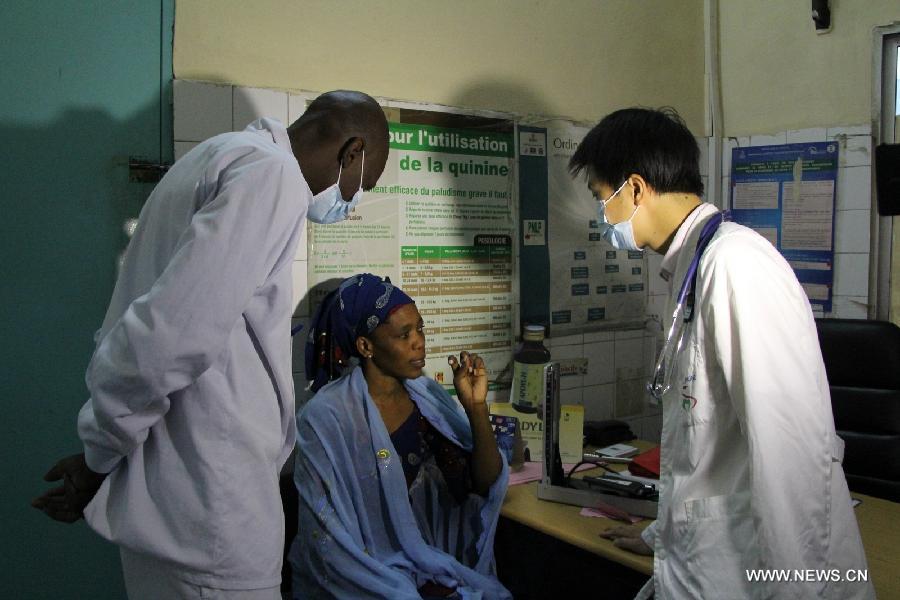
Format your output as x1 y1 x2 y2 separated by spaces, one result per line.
308 106 516 391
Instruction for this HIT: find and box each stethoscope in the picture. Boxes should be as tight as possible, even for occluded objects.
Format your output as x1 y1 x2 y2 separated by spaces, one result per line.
648 209 730 403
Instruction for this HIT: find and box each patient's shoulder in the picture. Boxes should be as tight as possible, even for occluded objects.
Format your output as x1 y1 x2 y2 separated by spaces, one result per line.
299 373 357 424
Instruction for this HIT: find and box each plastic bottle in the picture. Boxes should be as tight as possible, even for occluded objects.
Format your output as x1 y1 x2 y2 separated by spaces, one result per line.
511 325 551 413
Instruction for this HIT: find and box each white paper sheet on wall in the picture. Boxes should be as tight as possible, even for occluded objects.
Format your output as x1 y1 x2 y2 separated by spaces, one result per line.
542 119 648 333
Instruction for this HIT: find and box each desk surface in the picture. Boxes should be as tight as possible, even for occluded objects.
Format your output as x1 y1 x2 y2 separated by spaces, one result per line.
501 448 900 597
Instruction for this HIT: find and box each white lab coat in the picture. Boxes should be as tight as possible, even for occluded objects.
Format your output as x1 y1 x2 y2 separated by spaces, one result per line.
77 118 308 589
637 204 874 599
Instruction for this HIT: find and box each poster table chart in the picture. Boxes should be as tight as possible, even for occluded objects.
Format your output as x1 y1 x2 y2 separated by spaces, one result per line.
499 443 900 598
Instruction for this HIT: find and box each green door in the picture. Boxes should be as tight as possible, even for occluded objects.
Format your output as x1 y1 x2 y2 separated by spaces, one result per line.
0 2 173 596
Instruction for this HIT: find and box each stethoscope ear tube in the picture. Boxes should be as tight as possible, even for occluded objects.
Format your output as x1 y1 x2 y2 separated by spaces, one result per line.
647 211 730 403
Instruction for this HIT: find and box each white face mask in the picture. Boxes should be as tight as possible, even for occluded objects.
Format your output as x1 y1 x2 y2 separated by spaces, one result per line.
307 150 365 224
597 180 642 252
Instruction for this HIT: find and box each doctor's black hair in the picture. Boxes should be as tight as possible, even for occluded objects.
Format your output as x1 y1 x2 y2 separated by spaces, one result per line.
569 107 704 197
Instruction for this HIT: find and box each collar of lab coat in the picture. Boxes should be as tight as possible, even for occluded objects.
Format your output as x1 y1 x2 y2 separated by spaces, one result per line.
244 117 291 151
244 117 312 199
659 203 719 292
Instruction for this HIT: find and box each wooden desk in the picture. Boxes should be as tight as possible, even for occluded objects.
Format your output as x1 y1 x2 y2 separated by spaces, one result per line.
854 492 900 599
501 455 899 598
501 478 653 576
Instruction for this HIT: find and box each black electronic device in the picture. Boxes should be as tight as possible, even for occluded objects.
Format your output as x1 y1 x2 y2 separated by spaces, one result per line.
539 363 658 518
583 419 635 448
581 475 658 500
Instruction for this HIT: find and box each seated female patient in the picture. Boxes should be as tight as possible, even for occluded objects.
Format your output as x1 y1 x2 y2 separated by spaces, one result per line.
289 273 511 599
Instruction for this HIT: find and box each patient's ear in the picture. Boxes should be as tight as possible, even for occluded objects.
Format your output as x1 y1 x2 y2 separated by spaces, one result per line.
356 336 375 359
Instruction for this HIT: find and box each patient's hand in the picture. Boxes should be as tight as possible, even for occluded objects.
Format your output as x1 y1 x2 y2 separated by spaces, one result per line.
600 524 653 556
449 351 488 413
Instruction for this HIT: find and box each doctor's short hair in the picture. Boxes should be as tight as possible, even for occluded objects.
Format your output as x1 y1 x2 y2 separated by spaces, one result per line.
569 107 704 197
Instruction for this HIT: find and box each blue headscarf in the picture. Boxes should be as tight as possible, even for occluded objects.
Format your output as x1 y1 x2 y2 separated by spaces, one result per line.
305 273 414 392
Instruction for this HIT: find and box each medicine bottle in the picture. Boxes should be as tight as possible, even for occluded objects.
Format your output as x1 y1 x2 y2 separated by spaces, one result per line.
511 325 551 413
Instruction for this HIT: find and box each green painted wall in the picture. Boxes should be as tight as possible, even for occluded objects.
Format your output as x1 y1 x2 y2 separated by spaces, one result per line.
0 2 173 596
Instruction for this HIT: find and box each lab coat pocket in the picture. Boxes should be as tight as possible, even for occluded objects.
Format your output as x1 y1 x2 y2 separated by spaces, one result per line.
682 491 758 599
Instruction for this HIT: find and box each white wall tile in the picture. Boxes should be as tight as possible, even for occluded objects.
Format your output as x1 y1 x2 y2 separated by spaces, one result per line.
786 128 826 143
561 386 583 406
614 329 643 341
749 132 787 147
584 330 614 343
828 295 869 319
615 378 648 419
826 124 872 138
174 141 198 162
836 166 872 211
582 383 615 421
174 80 233 141
833 209 870 254
832 253 869 296
552 333 583 346
583 341 614 386
830 294 867 317
233 86 289 130
828 132 872 168
292 260 310 317
614 337 643 380
288 93 313 125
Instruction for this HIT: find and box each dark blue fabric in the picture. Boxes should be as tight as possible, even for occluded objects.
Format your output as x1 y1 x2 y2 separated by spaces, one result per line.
305 273 414 392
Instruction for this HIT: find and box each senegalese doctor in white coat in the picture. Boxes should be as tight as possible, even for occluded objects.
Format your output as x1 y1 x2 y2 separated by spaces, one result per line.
570 108 874 600
32 91 390 599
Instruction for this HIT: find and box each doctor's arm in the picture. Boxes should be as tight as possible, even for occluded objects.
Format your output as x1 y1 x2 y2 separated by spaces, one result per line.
77 156 303 474
702 241 835 574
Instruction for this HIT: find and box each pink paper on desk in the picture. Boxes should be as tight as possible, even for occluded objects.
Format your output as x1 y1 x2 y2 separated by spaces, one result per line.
580 507 642 523
507 462 594 486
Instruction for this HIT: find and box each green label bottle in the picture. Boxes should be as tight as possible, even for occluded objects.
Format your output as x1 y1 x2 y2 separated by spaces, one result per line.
511 325 551 414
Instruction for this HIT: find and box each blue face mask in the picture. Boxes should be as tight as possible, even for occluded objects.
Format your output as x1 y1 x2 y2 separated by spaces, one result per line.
307 151 365 224
597 180 642 252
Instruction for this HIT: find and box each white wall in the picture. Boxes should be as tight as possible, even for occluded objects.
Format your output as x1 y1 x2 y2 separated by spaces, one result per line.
717 1 900 136
173 0 706 133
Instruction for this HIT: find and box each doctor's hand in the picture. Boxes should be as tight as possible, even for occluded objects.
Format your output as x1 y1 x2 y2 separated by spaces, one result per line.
31 453 107 523
449 351 488 414
600 524 653 556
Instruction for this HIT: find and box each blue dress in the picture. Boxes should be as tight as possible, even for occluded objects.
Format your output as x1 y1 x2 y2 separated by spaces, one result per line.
289 366 511 599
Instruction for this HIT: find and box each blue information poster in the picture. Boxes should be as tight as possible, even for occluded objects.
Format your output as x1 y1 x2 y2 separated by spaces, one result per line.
730 142 838 312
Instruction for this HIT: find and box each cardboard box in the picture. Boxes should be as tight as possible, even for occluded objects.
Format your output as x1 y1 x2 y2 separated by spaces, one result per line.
489 402 583 463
